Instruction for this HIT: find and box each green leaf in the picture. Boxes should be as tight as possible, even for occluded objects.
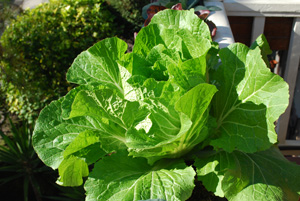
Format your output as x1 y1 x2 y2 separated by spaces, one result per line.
63 130 106 165
61 85 97 119
250 34 272 68
135 10 211 60
195 146 300 201
66 37 127 96
149 9 211 41
69 88 150 152
194 5 208 11
131 43 179 81
33 90 124 169
168 55 207 90
58 156 89 186
175 83 217 134
84 152 195 201
207 41 220 71
176 29 211 60
210 43 289 153
126 83 217 164
134 24 182 59
207 6 222 11
33 98 95 169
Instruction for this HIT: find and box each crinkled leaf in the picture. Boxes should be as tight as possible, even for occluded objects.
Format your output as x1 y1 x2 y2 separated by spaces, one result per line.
33 97 105 169
85 152 195 201
69 88 149 152
195 146 300 201
33 88 131 170
120 65 142 101
66 37 127 96
149 9 211 41
134 24 182 59
127 83 217 164
210 43 289 153
131 43 179 81
135 10 211 60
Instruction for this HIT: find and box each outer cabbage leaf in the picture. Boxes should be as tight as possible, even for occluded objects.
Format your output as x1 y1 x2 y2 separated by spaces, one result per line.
195 146 300 201
69 88 149 152
32 96 107 169
57 130 106 186
63 130 106 165
66 37 127 96
210 43 289 153
84 152 195 201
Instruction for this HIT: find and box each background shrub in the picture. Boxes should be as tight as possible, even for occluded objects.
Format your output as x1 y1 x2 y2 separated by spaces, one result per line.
106 0 149 32
0 0 135 122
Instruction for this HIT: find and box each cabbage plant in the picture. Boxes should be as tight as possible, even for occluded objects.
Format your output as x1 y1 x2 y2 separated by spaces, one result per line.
32 9 300 201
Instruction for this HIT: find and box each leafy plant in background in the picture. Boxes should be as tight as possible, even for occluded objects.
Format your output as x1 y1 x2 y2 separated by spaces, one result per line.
142 0 221 18
0 1 22 117
0 119 87 201
33 9 300 201
0 0 126 123
0 119 54 201
106 0 150 32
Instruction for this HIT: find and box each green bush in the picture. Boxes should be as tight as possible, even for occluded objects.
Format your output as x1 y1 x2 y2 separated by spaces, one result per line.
0 0 126 122
106 0 149 31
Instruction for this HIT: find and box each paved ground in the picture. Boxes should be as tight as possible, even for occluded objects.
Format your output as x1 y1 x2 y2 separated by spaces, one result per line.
13 0 48 9
22 0 48 9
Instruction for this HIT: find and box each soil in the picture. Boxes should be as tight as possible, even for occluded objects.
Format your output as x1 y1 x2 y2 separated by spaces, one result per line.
188 180 228 201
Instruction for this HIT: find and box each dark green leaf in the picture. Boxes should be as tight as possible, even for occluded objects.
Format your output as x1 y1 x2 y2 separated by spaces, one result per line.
195 146 300 201
210 43 289 153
